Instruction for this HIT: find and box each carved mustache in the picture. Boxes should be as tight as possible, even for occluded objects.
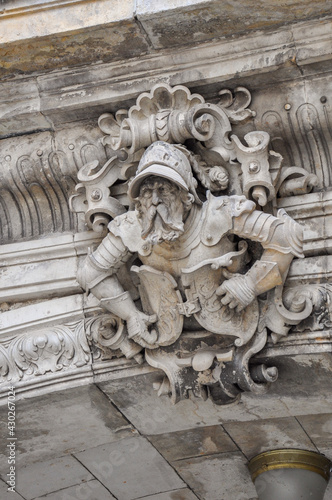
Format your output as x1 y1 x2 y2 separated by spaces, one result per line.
140 203 184 239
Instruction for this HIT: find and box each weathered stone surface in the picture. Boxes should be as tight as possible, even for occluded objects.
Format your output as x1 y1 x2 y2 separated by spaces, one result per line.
278 192 332 256
137 1 332 49
99 360 332 429
74 436 185 500
0 0 136 43
35 480 117 500
1 18 330 139
99 373 237 434
223 416 316 460
0 385 133 471
297 413 332 449
0 478 25 500
174 452 257 500
292 19 332 66
1 378 332 499
0 21 151 80
0 123 106 241
0 234 78 302
0 295 84 336
12 455 93 500
1 0 331 79
148 425 238 462
137 490 199 500
258 355 332 412
0 78 50 136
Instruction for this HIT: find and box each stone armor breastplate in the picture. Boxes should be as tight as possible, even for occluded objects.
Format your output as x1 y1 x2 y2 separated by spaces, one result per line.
135 205 259 346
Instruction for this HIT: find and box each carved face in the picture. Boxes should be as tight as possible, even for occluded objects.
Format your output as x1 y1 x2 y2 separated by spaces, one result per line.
136 176 193 244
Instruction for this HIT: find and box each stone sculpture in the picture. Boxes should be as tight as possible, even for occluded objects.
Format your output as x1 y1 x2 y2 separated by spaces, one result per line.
72 84 316 404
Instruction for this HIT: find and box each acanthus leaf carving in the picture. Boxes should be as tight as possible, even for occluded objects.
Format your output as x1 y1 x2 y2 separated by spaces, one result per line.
0 321 91 383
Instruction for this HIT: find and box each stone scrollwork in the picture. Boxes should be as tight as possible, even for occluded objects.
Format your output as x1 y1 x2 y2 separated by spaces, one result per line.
276 284 332 337
0 321 91 383
86 314 144 364
70 83 318 405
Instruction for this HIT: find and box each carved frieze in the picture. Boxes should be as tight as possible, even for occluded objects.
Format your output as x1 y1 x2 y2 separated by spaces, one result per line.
0 321 91 383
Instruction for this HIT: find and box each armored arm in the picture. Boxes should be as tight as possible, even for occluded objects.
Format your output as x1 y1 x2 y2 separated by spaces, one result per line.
77 231 130 296
77 231 157 347
217 208 304 311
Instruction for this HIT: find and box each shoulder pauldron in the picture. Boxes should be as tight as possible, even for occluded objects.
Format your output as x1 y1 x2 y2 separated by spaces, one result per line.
201 192 256 246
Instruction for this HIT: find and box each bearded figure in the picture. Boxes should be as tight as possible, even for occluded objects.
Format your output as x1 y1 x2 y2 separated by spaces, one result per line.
77 141 304 401
135 177 193 245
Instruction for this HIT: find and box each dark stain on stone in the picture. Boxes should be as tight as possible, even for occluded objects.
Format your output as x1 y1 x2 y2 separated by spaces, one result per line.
0 20 150 78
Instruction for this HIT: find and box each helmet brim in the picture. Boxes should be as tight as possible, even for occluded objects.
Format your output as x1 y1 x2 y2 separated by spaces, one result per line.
128 164 189 199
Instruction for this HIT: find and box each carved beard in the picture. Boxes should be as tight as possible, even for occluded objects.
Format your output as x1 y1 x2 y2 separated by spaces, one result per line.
139 200 185 245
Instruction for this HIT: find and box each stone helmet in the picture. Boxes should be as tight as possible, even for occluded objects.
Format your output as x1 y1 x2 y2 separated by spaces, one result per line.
128 141 202 204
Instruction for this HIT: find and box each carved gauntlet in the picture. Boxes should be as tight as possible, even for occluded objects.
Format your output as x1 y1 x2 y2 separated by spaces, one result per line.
216 274 256 311
216 261 283 311
101 292 158 348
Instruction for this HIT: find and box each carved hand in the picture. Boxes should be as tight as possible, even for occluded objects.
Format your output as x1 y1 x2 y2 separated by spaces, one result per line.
216 274 256 312
127 310 158 348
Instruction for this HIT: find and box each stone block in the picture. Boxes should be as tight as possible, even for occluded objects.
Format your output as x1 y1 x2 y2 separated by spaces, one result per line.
136 0 212 16
34 480 116 500
223 416 316 459
0 0 135 43
0 478 25 500
0 20 150 80
0 250 78 303
12 455 93 500
137 489 199 499
259 354 332 416
292 19 332 66
148 425 238 462
98 372 293 435
174 452 257 500
137 0 332 50
0 295 84 336
297 413 332 449
74 436 185 500
0 385 133 471
0 78 50 138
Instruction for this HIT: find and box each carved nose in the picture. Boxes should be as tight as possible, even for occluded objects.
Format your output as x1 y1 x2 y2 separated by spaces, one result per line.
151 190 160 205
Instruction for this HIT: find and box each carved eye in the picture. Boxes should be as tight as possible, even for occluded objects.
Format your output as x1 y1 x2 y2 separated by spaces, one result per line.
141 188 152 198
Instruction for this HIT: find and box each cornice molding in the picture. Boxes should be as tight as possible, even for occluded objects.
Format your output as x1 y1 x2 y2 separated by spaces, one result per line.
1 18 331 136
0 232 101 302
0 0 91 18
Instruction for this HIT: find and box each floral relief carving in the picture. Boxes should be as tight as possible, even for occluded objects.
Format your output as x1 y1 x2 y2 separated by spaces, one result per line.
0 321 91 383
